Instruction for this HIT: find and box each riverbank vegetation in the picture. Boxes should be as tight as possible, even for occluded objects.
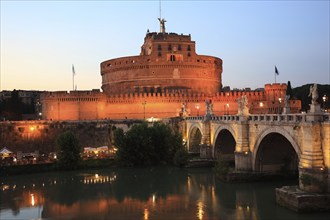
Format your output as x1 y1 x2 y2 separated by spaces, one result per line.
0 158 116 176
56 131 81 169
0 122 189 176
114 122 188 166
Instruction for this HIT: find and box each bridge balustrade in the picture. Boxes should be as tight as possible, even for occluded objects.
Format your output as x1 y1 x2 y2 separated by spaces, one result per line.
187 113 330 123
323 113 330 122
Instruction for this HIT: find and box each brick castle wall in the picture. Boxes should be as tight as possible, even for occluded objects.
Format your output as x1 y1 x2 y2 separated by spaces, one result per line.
41 84 301 121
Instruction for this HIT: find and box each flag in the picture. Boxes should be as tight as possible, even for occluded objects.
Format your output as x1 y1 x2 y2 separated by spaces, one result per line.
72 64 75 76
275 66 279 75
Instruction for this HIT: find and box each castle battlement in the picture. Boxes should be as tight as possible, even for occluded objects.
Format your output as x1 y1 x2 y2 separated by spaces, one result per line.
145 32 192 42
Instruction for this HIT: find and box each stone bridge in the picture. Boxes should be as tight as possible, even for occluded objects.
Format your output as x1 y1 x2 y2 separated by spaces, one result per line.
182 113 330 193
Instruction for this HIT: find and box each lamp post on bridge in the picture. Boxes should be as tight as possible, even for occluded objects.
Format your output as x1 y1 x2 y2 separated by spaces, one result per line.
323 95 328 112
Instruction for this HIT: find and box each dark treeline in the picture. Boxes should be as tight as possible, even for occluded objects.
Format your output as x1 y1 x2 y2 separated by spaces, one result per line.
0 90 35 120
114 122 188 166
290 83 330 111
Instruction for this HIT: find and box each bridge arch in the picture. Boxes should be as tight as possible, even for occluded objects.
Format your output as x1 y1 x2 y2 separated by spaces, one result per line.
212 125 237 160
187 123 203 154
252 127 301 173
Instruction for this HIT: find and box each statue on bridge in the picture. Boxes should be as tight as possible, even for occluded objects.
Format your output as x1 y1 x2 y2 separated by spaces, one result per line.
237 95 249 116
181 102 189 118
205 99 214 116
308 83 319 105
283 95 291 114
308 83 322 114
284 95 290 108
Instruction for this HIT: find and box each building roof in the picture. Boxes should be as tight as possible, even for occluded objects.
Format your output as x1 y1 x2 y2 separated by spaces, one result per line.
0 147 13 155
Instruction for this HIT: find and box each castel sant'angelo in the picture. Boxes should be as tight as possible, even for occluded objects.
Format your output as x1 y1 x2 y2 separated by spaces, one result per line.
41 19 301 120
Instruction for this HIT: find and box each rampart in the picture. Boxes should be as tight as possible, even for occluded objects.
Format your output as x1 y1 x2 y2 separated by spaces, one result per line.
41 84 301 120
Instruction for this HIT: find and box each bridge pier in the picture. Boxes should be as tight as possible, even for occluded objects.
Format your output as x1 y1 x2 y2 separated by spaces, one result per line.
276 107 330 212
235 151 252 171
299 120 327 193
235 118 252 171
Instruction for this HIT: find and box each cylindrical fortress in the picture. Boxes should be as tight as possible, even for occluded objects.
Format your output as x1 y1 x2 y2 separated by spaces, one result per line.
101 32 223 95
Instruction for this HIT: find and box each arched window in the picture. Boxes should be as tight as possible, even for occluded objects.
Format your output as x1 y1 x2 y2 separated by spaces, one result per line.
170 55 176 61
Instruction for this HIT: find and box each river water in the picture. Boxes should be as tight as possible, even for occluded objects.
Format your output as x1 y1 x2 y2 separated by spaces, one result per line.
0 167 329 220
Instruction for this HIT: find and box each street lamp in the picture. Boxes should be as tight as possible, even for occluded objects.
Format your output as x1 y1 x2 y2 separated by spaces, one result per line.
142 101 146 119
195 103 200 116
259 102 264 114
323 95 328 112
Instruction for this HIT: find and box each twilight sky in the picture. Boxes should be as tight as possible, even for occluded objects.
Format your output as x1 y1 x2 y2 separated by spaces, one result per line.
1 0 329 91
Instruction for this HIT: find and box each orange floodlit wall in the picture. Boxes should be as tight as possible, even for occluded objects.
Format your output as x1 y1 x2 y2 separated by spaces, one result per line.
41 84 301 121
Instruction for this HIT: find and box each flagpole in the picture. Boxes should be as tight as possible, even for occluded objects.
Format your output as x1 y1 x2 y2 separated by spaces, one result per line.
275 72 276 84
72 68 74 91
274 65 279 84
72 64 75 91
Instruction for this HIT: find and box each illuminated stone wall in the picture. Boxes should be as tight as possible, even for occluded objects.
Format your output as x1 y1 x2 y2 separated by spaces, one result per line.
0 120 140 153
41 83 301 121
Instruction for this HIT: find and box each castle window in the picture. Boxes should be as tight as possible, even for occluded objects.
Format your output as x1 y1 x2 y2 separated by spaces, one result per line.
158 52 162 57
170 55 176 61
158 44 162 50
178 44 181 51
188 52 191 57
168 44 172 51
187 45 191 51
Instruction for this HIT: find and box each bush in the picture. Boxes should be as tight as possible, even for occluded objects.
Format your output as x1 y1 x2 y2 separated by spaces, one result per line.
213 159 230 177
56 131 81 169
114 122 184 166
173 147 189 167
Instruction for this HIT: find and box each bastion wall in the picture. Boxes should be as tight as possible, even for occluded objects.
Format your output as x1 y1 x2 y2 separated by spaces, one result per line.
41 84 301 121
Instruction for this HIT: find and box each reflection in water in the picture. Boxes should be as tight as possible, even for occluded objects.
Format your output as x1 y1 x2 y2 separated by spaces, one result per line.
30 194 35 206
0 168 329 220
144 208 149 220
197 200 204 220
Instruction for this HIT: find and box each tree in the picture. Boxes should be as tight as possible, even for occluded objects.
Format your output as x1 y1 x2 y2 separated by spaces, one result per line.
292 84 330 111
286 81 293 98
173 147 189 167
56 131 81 169
114 122 184 166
